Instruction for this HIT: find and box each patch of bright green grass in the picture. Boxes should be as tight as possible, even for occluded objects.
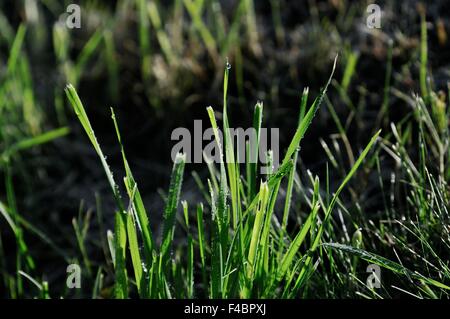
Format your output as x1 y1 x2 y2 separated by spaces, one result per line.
64 56 382 298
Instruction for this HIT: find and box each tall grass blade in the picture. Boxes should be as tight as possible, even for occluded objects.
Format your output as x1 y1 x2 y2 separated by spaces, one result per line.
160 153 186 269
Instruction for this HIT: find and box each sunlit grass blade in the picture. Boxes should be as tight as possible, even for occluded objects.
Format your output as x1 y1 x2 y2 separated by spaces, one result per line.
126 198 144 296
281 88 309 241
222 66 239 229
65 84 124 210
248 102 263 200
160 153 186 270
242 181 269 298
114 211 128 299
282 55 337 168
111 108 155 264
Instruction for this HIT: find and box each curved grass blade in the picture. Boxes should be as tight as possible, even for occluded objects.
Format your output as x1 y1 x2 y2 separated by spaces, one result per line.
324 243 450 290
65 84 125 211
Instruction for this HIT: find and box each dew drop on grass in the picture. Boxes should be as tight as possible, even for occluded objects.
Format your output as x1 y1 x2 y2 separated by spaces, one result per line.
226 58 231 70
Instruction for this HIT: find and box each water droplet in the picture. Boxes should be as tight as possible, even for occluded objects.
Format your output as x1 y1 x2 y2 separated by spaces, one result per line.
226 58 231 70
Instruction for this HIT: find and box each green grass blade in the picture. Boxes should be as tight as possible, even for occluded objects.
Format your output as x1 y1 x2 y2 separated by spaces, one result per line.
160 153 186 269
341 50 359 92
196 203 207 295
114 211 128 299
324 243 450 291
277 178 320 281
75 29 103 83
281 55 337 168
6 24 26 74
243 181 269 298
1 127 69 163
110 108 155 264
126 202 143 296
65 84 124 211
248 102 263 200
183 0 218 63
222 66 239 229
420 10 428 98
281 88 309 235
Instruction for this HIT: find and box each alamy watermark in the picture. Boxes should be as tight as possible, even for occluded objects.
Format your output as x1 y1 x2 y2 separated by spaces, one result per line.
66 263 81 289
366 264 381 289
366 4 381 29
65 4 81 29
171 120 279 174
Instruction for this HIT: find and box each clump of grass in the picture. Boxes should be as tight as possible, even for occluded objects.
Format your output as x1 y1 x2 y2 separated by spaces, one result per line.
64 56 381 298
310 14 450 297
323 91 450 297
